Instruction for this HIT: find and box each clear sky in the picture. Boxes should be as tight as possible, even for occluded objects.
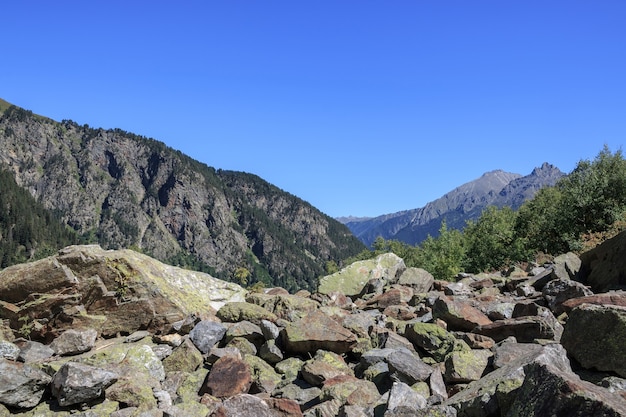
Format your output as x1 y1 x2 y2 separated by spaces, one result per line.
3 1 625 218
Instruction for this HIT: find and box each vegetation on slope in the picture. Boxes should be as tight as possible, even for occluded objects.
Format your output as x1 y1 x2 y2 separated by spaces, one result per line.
349 146 626 280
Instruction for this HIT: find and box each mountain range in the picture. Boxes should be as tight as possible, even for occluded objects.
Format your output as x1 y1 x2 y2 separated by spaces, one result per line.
0 99 365 292
338 163 565 246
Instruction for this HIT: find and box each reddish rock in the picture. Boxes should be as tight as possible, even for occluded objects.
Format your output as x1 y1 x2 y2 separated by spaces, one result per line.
203 354 252 398
433 296 492 331
265 398 304 417
560 291 626 313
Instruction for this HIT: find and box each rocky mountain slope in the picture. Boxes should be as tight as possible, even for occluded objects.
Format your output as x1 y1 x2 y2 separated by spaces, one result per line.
342 163 565 246
0 101 365 291
0 244 624 416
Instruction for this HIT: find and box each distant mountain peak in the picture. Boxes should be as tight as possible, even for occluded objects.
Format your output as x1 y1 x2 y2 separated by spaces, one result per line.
341 164 565 246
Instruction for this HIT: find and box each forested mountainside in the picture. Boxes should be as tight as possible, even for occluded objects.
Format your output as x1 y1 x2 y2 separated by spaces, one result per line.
0 100 365 291
343 163 564 246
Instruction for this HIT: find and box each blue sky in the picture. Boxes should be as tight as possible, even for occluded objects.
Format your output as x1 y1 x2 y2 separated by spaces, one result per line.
3 1 625 217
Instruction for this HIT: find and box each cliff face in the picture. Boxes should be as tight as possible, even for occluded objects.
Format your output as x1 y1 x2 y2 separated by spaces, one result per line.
0 104 364 290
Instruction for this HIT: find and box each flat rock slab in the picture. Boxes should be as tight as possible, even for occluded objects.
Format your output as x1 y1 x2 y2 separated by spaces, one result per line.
204 354 252 398
282 310 356 354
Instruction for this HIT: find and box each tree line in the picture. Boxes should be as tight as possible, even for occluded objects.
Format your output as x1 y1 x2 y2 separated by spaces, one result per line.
343 146 626 281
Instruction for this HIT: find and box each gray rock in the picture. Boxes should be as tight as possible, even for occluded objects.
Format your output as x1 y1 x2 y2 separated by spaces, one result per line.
50 328 98 356
188 320 227 354
542 278 593 315
386 381 427 412
51 362 118 406
259 339 284 364
492 342 542 369
445 344 571 417
0 341 20 361
213 393 275 417
561 304 626 377
507 360 626 416
386 348 433 385
397 268 434 293
260 319 281 340
17 340 54 362
0 358 52 409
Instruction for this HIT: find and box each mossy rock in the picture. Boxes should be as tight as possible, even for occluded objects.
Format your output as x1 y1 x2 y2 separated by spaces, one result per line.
216 302 278 324
243 354 283 394
405 322 464 362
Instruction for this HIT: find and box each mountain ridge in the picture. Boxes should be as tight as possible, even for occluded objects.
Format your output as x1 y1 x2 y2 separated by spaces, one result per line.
340 163 565 246
0 99 365 291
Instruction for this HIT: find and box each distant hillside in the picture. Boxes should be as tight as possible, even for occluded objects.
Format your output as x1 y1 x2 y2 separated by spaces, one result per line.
0 100 365 291
341 163 565 246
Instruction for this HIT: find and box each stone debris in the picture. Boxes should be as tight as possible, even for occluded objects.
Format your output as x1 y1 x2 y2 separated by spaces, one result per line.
0 245 624 416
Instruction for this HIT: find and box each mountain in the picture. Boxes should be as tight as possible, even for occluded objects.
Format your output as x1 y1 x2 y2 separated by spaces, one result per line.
341 163 565 246
0 100 365 291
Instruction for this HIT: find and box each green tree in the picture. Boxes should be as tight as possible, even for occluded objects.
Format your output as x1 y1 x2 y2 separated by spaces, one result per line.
415 221 466 281
464 206 527 272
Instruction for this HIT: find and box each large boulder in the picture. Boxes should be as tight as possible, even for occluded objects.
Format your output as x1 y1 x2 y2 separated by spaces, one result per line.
317 253 405 297
0 358 52 409
0 245 247 340
282 310 357 354
561 304 626 377
579 230 626 292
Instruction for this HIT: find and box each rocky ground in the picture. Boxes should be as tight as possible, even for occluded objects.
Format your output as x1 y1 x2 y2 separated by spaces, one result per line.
0 245 625 416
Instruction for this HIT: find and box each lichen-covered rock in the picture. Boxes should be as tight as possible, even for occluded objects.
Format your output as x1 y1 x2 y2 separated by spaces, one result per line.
444 349 492 383
320 374 380 408
217 302 278 324
432 296 492 331
50 328 98 356
282 310 356 354
386 348 434 385
561 304 626 377
162 337 203 373
404 322 463 362
51 362 118 407
0 245 247 340
302 350 354 386
397 267 434 293
317 253 405 297
243 354 283 394
0 358 52 409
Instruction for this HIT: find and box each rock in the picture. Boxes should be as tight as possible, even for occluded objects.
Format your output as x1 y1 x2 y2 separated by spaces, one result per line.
51 362 118 407
507 360 626 416
550 252 582 281
259 340 284 364
0 341 20 361
247 292 320 321
0 358 52 409
17 340 54 362
444 349 492 383
243 354 283 394
224 320 264 347
432 296 492 331
317 253 405 298
320 374 380 408
162 337 203 373
445 344 571 417
386 348 433 384
302 350 353 386
260 319 281 340
560 291 626 313
203 354 252 398
189 320 227 354
542 278 593 315
211 393 275 417
579 231 626 292
282 310 356 354
386 381 427 413
217 302 278 324
473 315 561 343
364 286 413 309
404 322 461 362
492 342 542 369
50 328 98 356
274 381 321 408
397 267 434 293
265 398 304 417
0 246 247 340
561 304 626 377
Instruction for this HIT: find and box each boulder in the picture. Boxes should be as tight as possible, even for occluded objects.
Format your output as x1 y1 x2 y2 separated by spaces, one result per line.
0 358 52 409
542 278 593 315
404 322 461 362
579 230 626 292
397 267 434 293
212 393 275 417
282 310 356 354
50 328 98 356
217 302 278 324
189 320 227 354
386 348 434 385
51 362 118 407
507 360 626 416
432 296 492 331
203 354 252 398
0 245 247 340
386 381 427 413
444 349 492 383
317 253 405 297
561 304 626 377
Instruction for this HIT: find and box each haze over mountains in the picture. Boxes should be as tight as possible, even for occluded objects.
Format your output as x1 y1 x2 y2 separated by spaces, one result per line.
339 163 565 247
